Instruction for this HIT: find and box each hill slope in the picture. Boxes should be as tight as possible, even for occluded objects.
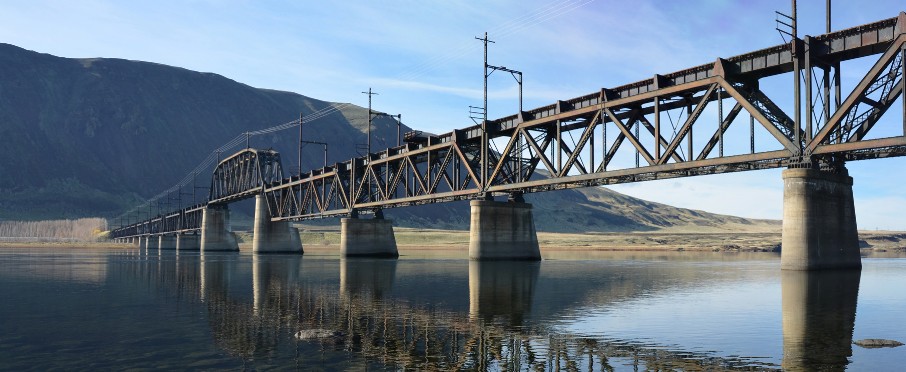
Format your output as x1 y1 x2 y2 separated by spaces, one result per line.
0 43 777 232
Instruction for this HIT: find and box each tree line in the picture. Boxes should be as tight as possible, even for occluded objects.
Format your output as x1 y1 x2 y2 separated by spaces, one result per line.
0 218 108 241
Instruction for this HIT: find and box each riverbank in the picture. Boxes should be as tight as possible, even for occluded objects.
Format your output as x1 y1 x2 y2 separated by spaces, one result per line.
290 227 906 253
0 241 131 249
5 228 906 254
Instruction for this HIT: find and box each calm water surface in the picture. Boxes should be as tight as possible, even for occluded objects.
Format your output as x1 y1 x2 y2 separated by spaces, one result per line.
0 247 904 371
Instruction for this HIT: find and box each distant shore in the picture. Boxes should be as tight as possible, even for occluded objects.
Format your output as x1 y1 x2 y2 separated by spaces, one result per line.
7 228 904 254
0 241 131 249
292 227 906 253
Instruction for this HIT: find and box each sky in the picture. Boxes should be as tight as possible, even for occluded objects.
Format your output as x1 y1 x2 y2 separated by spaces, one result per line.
2 0 905 229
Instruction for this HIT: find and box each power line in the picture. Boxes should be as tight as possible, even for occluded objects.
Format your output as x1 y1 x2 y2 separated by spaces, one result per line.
113 102 351 223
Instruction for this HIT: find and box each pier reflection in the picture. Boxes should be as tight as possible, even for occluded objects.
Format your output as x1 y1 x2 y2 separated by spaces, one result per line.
253 254 302 315
130 254 790 370
782 269 861 371
468 261 539 326
339 258 397 300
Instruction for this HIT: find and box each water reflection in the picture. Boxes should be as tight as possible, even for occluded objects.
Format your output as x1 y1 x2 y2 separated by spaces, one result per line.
106 252 889 370
468 261 539 326
253 254 302 315
781 270 861 371
339 258 397 300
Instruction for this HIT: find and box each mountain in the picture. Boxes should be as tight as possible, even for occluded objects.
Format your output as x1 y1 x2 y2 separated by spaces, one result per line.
0 43 777 232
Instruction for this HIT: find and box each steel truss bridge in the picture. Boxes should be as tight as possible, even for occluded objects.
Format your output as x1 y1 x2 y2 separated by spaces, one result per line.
113 12 906 239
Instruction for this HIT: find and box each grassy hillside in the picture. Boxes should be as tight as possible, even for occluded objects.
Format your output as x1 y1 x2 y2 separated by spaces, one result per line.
0 43 403 219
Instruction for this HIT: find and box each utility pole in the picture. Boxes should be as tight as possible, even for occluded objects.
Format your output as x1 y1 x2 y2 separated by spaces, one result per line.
396 114 402 147
301 141 328 168
486 63 523 185
792 0 801 155
487 65 523 113
362 88 378 155
476 32 494 193
299 112 303 178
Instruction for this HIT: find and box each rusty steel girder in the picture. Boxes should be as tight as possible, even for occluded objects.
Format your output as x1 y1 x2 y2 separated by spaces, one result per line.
112 13 906 237
209 148 284 205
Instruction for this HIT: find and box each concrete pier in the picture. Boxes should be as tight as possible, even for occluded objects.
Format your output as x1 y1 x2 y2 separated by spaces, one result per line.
781 168 861 270
200 205 239 252
176 233 200 252
340 216 398 258
252 195 302 254
138 236 147 250
468 200 541 261
159 234 177 250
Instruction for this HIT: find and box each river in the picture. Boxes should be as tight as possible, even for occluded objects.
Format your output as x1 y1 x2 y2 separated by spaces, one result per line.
0 247 904 370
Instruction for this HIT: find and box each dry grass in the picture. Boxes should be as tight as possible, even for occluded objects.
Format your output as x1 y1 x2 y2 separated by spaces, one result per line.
0 218 108 242
296 226 906 253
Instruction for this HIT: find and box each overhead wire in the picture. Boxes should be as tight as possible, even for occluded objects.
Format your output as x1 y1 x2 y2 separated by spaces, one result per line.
114 102 352 223
114 0 597 227
397 0 595 82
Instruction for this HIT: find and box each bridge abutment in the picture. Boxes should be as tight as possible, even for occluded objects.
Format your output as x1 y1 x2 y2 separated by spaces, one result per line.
340 214 398 258
781 167 861 270
252 194 303 254
468 200 541 261
200 205 239 252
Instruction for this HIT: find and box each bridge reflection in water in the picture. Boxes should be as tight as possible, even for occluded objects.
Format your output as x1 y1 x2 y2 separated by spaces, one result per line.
134 250 862 370
782 270 860 371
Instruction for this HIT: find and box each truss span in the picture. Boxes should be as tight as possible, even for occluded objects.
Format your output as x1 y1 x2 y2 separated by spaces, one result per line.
112 12 906 238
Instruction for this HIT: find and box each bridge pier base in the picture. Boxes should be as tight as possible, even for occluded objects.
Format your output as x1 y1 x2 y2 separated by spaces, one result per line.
340 215 398 258
252 195 303 254
469 200 541 261
138 237 147 250
159 234 177 250
176 233 200 252
200 205 239 252
781 168 861 270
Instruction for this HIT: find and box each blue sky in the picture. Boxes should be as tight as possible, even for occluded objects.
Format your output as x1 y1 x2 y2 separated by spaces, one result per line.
2 1 905 229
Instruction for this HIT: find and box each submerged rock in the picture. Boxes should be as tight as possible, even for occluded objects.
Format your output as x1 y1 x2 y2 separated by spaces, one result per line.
853 339 904 348
294 329 342 340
